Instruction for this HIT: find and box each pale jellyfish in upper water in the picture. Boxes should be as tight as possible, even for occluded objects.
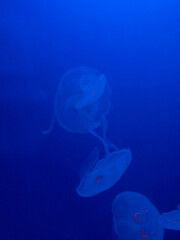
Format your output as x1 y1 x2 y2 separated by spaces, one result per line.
112 191 164 240
43 67 111 134
76 116 132 197
159 205 180 230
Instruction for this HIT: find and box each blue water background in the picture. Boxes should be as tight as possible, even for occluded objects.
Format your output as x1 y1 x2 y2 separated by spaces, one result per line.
1 0 180 239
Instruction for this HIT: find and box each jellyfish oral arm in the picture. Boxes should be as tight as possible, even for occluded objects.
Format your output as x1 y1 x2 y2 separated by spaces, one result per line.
88 128 110 156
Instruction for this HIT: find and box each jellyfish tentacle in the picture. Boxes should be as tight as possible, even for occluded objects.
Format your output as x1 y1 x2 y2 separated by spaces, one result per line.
102 114 118 151
80 147 100 178
89 128 109 157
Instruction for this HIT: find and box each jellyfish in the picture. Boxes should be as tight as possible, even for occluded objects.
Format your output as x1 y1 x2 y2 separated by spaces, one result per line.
112 191 164 240
158 205 180 230
76 148 132 197
43 67 111 134
76 116 132 197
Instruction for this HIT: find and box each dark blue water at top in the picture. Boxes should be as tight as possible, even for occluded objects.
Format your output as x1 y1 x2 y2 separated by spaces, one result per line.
0 0 180 239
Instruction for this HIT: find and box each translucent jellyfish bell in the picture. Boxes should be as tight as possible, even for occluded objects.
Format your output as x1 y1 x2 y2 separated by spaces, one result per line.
43 67 111 134
159 205 180 230
112 191 164 240
76 148 132 197
76 116 132 197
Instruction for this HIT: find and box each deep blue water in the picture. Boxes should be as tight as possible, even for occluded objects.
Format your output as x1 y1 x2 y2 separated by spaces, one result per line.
1 0 180 239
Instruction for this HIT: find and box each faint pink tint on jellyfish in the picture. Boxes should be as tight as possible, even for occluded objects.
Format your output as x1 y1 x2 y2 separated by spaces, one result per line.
112 191 164 240
134 210 151 238
134 211 143 223
159 205 180 230
140 229 150 238
96 175 104 183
